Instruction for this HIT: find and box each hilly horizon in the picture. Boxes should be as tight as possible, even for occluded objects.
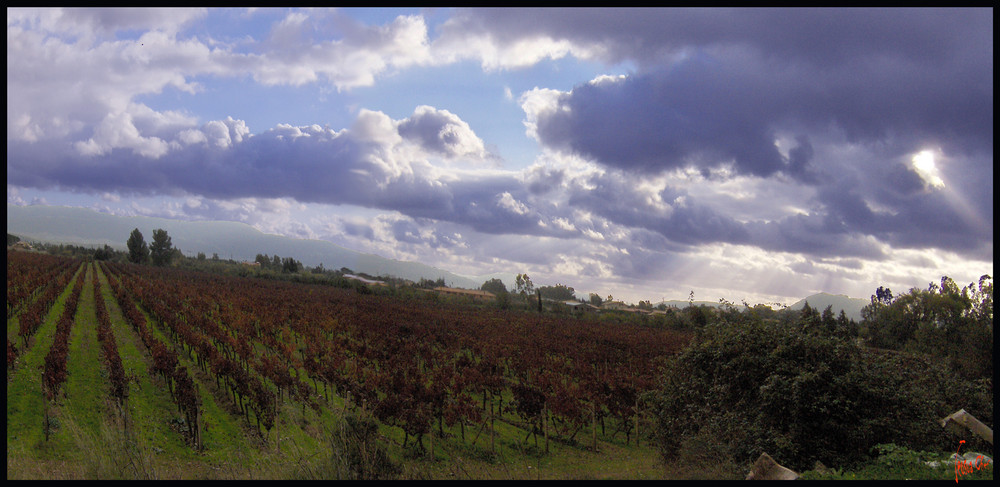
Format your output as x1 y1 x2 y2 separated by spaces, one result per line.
8 204 869 318
787 293 869 322
7 204 499 290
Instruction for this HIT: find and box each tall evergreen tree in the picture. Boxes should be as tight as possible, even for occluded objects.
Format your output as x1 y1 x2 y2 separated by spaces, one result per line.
126 228 149 264
149 228 174 266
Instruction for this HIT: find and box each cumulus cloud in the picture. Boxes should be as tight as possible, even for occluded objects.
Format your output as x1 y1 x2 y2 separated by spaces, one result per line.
8 105 544 240
6 7 443 151
7 9 236 149
397 106 489 160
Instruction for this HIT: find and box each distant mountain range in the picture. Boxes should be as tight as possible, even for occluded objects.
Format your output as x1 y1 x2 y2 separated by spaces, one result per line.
787 293 869 322
6 204 501 289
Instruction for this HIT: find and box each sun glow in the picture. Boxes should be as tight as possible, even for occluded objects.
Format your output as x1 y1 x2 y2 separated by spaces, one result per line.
911 150 945 189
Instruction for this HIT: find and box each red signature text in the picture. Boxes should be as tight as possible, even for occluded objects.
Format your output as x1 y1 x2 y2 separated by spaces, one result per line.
954 440 993 483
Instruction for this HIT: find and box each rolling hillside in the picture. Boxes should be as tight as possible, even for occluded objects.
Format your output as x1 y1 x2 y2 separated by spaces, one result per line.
787 293 868 322
7 204 488 288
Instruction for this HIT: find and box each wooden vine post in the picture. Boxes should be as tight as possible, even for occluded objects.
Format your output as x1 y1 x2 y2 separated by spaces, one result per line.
544 407 549 453
429 427 435 461
634 396 641 447
196 406 203 451
490 394 496 453
592 403 598 453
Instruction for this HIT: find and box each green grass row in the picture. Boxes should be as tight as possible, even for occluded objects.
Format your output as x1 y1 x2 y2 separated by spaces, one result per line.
7 262 86 457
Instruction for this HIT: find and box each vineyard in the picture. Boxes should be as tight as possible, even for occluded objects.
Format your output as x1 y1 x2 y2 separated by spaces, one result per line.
7 250 692 479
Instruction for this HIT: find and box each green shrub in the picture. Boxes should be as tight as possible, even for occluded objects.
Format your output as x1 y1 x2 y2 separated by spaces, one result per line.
800 443 995 480
645 319 992 473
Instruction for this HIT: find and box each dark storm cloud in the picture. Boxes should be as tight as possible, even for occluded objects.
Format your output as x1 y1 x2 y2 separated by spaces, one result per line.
533 43 991 176
523 164 565 195
882 163 928 197
461 7 992 178
564 170 750 248
391 219 425 244
536 60 790 177
786 136 818 184
341 221 376 240
447 8 990 78
745 213 888 260
478 7 990 259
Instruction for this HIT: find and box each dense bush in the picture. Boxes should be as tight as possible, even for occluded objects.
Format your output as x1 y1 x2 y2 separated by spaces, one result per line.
860 275 992 382
644 318 992 473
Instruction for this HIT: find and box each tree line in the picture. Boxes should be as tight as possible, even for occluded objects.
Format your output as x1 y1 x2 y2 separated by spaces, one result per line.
127 228 179 266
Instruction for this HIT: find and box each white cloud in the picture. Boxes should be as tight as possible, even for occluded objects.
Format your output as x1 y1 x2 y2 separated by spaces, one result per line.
552 217 575 232
582 228 605 241
75 110 171 158
588 73 627 86
7 10 233 147
497 191 530 216
518 88 566 142
432 13 606 71
254 12 433 90
193 117 251 149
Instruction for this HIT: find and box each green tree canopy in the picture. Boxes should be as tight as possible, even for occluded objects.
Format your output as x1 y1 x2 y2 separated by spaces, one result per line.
860 275 992 380
480 278 507 295
538 284 576 301
281 256 301 273
149 228 174 266
94 244 116 261
514 273 534 296
126 228 149 264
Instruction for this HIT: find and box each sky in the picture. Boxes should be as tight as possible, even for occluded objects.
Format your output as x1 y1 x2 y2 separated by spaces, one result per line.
6 7 994 305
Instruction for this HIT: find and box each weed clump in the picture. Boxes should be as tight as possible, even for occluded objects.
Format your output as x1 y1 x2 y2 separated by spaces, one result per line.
318 413 400 480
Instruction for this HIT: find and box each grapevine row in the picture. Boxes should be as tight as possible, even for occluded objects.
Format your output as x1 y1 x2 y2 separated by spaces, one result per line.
8 260 82 354
115 265 277 433
92 264 128 405
41 263 87 401
9 258 82 369
7 251 75 318
101 262 201 445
